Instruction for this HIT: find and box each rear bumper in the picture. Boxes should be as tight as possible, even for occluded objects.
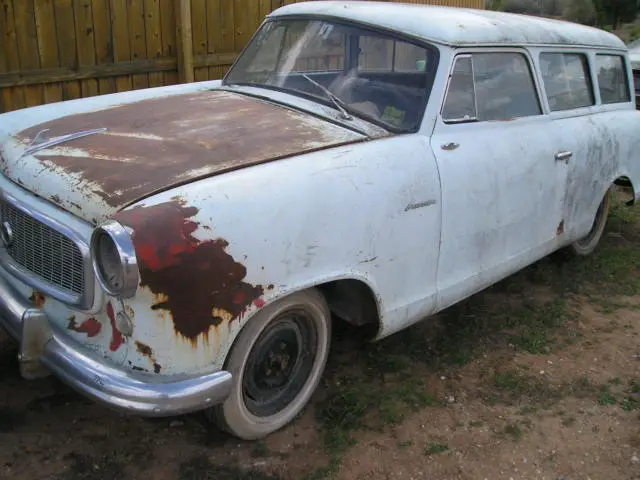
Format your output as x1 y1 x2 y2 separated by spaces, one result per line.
0 273 232 417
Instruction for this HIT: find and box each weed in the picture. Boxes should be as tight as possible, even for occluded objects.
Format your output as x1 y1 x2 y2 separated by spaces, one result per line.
562 416 576 426
620 396 640 412
504 423 523 441
425 442 449 455
597 386 617 406
397 439 413 448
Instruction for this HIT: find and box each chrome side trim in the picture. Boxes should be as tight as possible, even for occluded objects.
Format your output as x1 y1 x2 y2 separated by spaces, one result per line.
0 272 232 416
0 189 95 310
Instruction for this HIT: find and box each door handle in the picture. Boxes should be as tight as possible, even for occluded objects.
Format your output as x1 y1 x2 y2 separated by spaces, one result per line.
555 150 573 162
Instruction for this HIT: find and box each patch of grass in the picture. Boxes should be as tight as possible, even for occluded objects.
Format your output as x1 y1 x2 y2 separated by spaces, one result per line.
424 442 449 455
316 375 440 454
303 457 341 480
597 385 617 406
178 455 280 480
492 370 560 407
514 300 569 354
620 396 640 412
397 439 413 448
562 416 576 426
518 405 538 415
503 423 523 441
469 420 484 428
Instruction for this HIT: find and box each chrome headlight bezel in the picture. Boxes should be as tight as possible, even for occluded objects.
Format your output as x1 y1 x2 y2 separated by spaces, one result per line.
90 220 139 298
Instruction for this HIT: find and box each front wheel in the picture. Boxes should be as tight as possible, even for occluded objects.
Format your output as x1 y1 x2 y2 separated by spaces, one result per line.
208 289 331 440
567 187 612 256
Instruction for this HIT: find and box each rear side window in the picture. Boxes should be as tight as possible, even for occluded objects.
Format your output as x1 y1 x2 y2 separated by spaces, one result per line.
442 52 541 123
596 54 630 104
539 53 594 111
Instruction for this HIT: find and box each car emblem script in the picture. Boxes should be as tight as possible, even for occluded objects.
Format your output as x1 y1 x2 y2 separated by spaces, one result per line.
1 221 14 247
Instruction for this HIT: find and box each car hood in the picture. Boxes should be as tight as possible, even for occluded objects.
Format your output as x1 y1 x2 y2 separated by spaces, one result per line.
0 89 368 225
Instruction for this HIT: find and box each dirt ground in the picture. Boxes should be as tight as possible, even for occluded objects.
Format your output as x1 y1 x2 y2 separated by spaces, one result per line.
1 188 639 480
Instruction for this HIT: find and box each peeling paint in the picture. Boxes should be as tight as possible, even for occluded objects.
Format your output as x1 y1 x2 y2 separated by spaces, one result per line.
115 199 264 344
106 302 125 352
29 291 46 309
135 340 162 373
67 316 102 338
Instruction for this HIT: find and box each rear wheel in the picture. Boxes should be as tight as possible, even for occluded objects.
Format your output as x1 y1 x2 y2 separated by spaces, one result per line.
566 187 612 256
208 289 331 440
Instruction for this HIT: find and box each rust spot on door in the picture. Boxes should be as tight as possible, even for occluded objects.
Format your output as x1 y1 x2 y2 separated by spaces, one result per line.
556 220 564 236
115 199 264 344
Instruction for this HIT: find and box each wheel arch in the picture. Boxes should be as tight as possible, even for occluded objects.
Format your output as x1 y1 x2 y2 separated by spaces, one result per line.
221 274 384 368
613 175 637 206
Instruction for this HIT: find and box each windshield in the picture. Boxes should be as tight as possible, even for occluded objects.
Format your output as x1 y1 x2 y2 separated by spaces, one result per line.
224 19 438 132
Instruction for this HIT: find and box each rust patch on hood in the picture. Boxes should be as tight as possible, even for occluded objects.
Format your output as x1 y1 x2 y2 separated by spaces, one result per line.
115 199 264 344
9 90 366 217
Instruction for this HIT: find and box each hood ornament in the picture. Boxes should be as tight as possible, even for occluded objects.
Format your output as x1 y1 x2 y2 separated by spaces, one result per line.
20 127 107 159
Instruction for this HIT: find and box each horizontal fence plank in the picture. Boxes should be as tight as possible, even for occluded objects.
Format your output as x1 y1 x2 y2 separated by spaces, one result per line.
0 53 237 88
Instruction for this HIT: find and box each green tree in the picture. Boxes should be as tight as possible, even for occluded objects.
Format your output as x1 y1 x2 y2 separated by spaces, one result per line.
564 0 597 24
593 0 640 29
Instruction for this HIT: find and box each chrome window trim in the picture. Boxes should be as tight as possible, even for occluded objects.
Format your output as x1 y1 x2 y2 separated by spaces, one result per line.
0 189 95 310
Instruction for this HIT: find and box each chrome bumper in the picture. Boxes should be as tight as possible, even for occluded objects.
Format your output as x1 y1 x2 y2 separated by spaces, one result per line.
0 274 232 417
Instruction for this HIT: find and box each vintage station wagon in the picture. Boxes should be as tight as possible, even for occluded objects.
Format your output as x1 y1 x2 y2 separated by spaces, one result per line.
0 2 639 440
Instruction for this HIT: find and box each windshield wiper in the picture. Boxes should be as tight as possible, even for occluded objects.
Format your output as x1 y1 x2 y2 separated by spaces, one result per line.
301 74 353 120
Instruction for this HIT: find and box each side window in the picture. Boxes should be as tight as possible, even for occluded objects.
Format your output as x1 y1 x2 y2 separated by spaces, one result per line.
442 52 541 123
357 36 430 72
635 71 640 95
539 53 594 111
596 54 630 104
441 56 477 122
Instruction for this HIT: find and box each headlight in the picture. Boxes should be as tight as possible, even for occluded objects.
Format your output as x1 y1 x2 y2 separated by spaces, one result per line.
90 220 139 298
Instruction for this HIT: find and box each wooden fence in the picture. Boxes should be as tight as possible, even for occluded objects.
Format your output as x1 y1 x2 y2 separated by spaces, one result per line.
0 0 484 113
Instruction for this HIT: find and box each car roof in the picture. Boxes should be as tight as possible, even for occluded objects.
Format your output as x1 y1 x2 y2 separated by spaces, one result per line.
269 1 625 50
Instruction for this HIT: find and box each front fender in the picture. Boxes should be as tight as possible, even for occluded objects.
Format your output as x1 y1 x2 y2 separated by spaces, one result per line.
111 134 441 376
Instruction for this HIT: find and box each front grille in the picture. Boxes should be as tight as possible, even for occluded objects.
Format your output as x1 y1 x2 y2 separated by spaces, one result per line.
1 201 85 295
